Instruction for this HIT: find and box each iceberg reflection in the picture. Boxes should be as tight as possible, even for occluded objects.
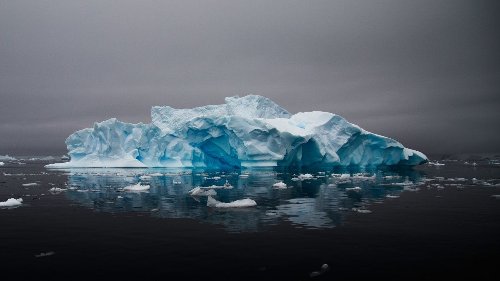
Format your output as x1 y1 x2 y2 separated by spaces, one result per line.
58 167 426 232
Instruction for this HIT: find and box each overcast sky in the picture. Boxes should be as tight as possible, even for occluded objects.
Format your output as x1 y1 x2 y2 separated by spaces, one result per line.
1 0 499 155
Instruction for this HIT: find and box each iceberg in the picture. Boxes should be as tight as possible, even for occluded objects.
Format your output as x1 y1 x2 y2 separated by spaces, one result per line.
47 95 427 169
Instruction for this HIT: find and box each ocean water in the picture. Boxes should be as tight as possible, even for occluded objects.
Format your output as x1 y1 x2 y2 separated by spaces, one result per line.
0 158 499 280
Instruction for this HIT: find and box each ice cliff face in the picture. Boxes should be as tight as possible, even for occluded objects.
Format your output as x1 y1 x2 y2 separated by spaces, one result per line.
47 95 427 168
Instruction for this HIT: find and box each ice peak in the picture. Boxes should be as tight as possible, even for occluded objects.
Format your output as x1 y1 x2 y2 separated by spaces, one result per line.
151 94 290 133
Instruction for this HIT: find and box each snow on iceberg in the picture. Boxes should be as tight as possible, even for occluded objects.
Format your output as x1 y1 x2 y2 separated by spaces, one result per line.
0 198 23 208
206 196 257 208
46 95 427 169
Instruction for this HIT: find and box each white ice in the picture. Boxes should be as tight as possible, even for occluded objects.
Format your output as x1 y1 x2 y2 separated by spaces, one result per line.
188 187 217 196
206 196 257 208
0 198 23 207
123 183 150 192
272 181 287 189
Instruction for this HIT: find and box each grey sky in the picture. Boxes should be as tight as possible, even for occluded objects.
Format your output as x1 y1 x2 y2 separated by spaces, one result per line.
1 0 499 155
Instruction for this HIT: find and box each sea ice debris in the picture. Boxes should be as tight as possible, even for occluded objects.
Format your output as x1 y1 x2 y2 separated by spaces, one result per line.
206 196 257 208
123 183 150 192
272 181 287 189
0 198 23 207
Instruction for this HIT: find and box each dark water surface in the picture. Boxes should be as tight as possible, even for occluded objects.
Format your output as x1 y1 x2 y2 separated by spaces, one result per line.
0 159 499 280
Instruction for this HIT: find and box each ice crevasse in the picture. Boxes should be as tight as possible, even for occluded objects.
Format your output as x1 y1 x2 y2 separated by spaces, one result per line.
46 95 427 168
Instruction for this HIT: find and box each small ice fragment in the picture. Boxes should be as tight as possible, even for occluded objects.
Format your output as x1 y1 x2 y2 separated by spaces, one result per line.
298 173 314 180
345 187 362 192
0 198 23 207
117 195 123 199
386 194 400 199
310 271 321 278
0 162 4 166
149 173 163 176
206 196 257 208
123 183 150 192
35 251 55 258
139 175 151 180
49 187 67 193
310 263 329 278
188 187 217 196
352 208 372 213
272 181 287 189
151 208 159 212
22 183 38 187
291 177 300 181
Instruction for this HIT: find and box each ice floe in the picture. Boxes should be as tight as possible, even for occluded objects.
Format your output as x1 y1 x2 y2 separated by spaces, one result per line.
206 196 257 208
123 183 150 192
272 181 287 189
188 187 217 196
0 198 23 208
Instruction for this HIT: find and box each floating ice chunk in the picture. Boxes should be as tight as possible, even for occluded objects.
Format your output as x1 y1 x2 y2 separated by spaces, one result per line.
149 173 163 176
35 251 55 258
0 155 16 160
428 161 445 166
61 154 70 160
0 198 23 207
139 175 151 180
0 162 4 166
172 177 182 184
352 208 372 213
272 181 287 189
298 173 314 180
188 187 217 196
49 187 67 193
386 194 400 199
352 173 376 181
291 177 300 181
206 196 257 208
22 183 38 187
123 183 150 192
345 186 362 192
310 263 330 278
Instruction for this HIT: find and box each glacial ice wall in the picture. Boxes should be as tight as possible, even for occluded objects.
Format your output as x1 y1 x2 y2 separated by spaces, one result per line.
47 95 427 168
